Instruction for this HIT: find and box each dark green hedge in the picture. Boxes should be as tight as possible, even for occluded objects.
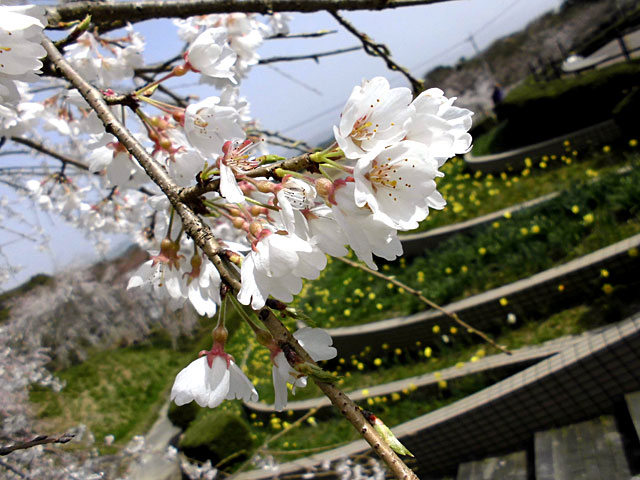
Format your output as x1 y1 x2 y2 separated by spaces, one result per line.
179 410 252 464
486 60 640 152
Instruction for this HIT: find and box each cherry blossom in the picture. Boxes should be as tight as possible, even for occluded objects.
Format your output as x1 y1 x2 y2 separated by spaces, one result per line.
406 88 473 166
171 348 258 408
183 96 245 158
186 27 237 83
330 182 403 270
333 76 414 159
271 328 337 411
0 4 46 105
354 140 445 230
237 224 327 309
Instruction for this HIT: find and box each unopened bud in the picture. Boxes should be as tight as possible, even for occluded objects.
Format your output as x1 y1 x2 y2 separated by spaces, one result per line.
257 181 275 194
315 178 334 198
173 64 189 77
249 221 263 237
212 324 228 346
249 205 265 217
226 251 242 266
232 217 245 229
172 111 185 125
159 136 172 151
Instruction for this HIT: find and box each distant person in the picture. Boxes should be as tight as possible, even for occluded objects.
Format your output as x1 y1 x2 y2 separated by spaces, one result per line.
491 83 504 108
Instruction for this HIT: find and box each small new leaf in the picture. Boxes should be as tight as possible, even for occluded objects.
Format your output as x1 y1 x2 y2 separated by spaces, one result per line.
257 154 286 164
284 307 315 326
373 422 414 457
362 410 413 457
295 362 340 383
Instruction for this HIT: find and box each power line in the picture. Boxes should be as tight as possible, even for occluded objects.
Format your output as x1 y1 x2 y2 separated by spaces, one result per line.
282 0 532 135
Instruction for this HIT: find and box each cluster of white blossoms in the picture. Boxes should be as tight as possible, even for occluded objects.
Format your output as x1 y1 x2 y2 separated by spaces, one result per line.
161 78 471 411
0 4 46 129
1 2 472 417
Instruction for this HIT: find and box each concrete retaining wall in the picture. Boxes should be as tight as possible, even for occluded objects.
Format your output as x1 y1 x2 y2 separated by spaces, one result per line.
238 312 640 479
465 120 622 174
328 233 640 362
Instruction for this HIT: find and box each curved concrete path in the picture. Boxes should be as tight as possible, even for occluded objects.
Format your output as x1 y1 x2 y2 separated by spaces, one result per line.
126 401 181 480
399 191 558 257
465 119 622 174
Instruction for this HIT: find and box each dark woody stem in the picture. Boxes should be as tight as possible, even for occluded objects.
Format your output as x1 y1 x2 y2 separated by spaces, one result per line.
46 0 455 33
41 36 419 480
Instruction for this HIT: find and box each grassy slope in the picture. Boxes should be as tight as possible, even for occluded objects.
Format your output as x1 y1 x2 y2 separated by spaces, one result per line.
246 289 640 460
295 155 640 328
28 149 640 458
417 145 633 231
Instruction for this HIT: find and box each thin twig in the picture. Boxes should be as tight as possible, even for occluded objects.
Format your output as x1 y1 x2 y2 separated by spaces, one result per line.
329 11 424 95
0 459 27 478
266 29 337 40
10 137 89 171
260 442 350 455
336 256 511 355
264 408 318 446
135 72 190 107
0 433 75 456
42 35 419 480
133 53 183 75
249 129 314 152
46 0 456 33
259 45 361 64
215 449 247 469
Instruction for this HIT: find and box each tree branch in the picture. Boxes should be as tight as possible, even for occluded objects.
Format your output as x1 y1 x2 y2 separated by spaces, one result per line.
266 29 337 40
42 34 419 480
178 151 316 205
46 0 454 33
259 45 362 64
250 129 315 153
329 11 424 95
0 433 75 456
337 256 511 355
10 137 90 171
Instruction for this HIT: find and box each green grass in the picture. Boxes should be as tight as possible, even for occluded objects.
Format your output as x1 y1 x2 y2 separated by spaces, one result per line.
417 146 634 232
30 346 189 444
28 316 222 447
247 373 498 463
237 280 638 405
294 158 640 329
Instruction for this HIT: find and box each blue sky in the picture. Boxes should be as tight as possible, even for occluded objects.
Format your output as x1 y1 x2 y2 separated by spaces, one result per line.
1 0 564 291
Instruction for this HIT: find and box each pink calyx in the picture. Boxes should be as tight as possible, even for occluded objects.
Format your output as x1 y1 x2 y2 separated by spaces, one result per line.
198 342 232 369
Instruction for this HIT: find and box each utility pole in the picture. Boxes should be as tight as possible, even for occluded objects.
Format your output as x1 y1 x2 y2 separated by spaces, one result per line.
467 34 494 76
